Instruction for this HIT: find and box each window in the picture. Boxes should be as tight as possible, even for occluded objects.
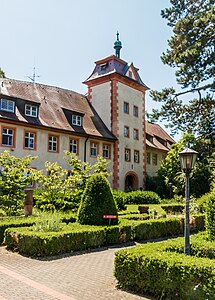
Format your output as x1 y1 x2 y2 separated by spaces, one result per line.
71 114 82 126
152 153 158 165
129 70 132 78
146 152 151 164
25 104 38 117
1 127 15 147
103 144 111 159
146 134 153 143
134 150 140 163
133 128 139 140
48 135 59 152
0 99 15 112
133 105 138 117
101 63 107 71
90 142 98 157
69 139 79 155
125 148 131 162
124 126 129 138
124 102 129 114
24 131 36 150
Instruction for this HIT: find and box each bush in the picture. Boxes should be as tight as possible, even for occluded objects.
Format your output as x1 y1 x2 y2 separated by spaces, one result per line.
0 212 76 244
197 193 211 213
112 190 126 211
161 204 184 214
77 174 118 225
114 233 215 299
206 192 215 241
0 217 36 244
124 191 161 205
4 224 106 257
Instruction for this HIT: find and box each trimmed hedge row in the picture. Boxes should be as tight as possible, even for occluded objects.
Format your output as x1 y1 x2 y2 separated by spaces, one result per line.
4 215 205 257
125 191 161 204
114 233 215 299
0 213 76 244
161 204 184 214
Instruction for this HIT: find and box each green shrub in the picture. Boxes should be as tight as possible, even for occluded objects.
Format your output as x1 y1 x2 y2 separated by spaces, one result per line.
161 204 184 214
0 209 6 217
112 190 126 211
114 234 215 299
77 174 118 225
124 191 161 205
206 192 215 241
0 217 36 244
132 218 182 241
32 213 65 232
119 213 150 221
4 224 106 257
197 193 211 213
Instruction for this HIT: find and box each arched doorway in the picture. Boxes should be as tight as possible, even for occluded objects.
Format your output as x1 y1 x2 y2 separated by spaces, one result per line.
124 172 139 191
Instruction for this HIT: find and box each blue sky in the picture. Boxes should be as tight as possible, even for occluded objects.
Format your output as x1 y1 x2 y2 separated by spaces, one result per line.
1 0 180 139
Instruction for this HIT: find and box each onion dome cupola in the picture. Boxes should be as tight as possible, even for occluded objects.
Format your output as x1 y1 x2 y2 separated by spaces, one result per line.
114 31 122 58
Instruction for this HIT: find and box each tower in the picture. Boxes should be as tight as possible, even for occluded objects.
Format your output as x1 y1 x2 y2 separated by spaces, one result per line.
84 33 149 190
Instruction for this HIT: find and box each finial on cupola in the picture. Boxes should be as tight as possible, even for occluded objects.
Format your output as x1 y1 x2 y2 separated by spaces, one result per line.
114 31 122 58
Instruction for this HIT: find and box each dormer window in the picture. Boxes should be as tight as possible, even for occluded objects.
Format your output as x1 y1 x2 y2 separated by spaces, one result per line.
101 63 107 71
71 114 82 126
0 99 15 112
25 104 38 117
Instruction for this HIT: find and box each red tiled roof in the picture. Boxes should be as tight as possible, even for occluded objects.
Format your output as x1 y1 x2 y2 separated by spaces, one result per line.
145 121 175 151
0 79 116 140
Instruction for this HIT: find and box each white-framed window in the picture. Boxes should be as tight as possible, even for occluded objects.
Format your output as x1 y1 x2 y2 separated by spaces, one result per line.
125 148 131 162
90 142 98 157
25 104 38 117
103 144 111 159
0 99 15 112
24 131 36 149
2 128 14 146
124 126 129 138
70 139 79 154
133 129 139 140
48 135 59 152
134 150 140 163
71 115 82 126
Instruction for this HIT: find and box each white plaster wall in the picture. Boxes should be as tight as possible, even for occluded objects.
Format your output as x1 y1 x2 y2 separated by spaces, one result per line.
117 82 145 190
0 122 114 186
91 82 111 130
146 148 166 177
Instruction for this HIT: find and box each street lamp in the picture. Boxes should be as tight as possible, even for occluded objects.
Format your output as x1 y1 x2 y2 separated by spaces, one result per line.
179 147 198 255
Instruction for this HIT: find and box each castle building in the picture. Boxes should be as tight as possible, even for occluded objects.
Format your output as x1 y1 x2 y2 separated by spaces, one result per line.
0 34 174 191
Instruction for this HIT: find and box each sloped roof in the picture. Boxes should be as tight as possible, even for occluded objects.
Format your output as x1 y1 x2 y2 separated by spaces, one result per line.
145 121 175 151
84 55 149 89
0 78 116 140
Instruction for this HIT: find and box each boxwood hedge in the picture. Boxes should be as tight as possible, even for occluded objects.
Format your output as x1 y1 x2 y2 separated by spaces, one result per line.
114 233 215 300
3 215 205 257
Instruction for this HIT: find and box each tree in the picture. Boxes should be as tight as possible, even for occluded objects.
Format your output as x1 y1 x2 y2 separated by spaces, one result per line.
34 161 82 211
159 133 213 198
149 0 215 145
0 151 37 215
64 152 111 191
0 68 6 78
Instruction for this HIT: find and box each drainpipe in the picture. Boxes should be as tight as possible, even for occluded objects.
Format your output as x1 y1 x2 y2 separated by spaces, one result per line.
84 135 90 162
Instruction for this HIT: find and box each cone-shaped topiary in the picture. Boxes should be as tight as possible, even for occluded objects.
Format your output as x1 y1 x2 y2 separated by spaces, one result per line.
77 174 118 225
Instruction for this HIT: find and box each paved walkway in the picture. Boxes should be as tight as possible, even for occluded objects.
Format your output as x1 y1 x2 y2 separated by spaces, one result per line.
0 244 154 300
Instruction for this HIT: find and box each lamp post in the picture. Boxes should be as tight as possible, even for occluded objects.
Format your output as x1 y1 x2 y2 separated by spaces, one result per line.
179 147 198 255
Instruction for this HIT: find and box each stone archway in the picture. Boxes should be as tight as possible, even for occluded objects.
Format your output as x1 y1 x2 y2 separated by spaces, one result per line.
124 172 139 191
